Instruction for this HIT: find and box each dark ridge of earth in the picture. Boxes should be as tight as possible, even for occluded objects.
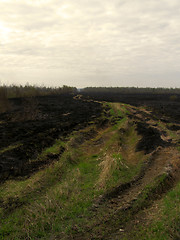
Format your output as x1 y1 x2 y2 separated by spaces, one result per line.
135 121 167 154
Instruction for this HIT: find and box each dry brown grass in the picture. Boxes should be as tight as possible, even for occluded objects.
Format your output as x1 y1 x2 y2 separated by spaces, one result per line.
80 125 113 157
97 153 116 189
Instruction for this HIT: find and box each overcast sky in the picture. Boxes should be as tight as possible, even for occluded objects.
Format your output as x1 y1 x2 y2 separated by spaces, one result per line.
0 0 180 88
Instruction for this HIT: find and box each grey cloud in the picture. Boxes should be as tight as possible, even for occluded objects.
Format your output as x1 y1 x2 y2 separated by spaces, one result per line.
0 0 180 87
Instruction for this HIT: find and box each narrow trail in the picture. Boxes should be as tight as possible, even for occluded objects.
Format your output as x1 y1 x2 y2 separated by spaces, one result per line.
75 103 180 240
0 97 180 240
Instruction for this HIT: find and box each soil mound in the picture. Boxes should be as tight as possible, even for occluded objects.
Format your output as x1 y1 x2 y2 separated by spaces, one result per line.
136 122 166 154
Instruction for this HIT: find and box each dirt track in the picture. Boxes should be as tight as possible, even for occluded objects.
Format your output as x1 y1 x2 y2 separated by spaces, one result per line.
82 92 180 124
0 93 180 239
73 102 180 240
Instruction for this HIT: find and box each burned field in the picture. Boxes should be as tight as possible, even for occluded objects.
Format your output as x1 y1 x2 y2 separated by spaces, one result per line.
81 91 180 155
0 94 103 180
82 92 180 124
0 91 180 240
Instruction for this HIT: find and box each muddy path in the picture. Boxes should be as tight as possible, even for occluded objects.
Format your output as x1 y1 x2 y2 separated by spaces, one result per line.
74 103 180 240
86 147 180 239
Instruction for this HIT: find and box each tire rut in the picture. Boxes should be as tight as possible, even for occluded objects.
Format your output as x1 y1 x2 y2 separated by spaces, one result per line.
76 105 180 240
79 147 180 240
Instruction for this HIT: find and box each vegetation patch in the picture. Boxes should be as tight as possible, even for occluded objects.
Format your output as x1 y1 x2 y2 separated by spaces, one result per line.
121 180 180 240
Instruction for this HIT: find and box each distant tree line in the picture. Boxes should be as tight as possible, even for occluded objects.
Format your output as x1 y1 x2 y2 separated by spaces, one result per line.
82 87 180 94
0 84 77 99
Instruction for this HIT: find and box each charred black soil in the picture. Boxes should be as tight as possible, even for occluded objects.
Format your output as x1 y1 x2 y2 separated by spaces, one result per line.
82 92 180 124
0 94 103 180
0 93 180 240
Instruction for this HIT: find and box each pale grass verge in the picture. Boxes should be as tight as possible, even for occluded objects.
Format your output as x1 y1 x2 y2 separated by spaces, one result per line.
97 153 117 189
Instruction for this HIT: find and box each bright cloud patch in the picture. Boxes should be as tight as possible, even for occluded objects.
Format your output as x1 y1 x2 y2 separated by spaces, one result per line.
0 0 180 87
